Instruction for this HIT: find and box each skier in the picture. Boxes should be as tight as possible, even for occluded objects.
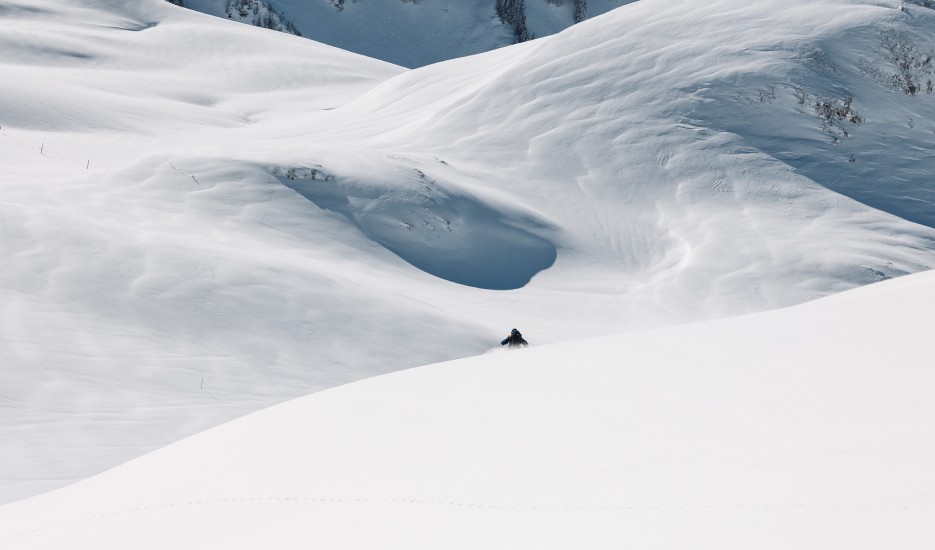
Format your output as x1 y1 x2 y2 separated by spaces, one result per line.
501 328 529 349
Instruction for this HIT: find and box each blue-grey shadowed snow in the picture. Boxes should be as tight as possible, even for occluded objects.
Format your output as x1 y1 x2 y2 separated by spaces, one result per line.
180 0 640 69
0 4 50 16
275 169 557 290
683 20 935 229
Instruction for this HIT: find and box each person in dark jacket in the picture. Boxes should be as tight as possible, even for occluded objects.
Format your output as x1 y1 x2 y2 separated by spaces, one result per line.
501 328 529 348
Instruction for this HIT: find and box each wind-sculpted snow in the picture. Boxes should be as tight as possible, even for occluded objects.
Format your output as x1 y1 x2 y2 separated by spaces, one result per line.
2 0 935 504
329 0 935 295
679 17 935 228
274 158 557 289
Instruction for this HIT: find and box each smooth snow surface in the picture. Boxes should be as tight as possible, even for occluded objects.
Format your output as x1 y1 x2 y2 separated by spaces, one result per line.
1 270 933 548
2 0 935 505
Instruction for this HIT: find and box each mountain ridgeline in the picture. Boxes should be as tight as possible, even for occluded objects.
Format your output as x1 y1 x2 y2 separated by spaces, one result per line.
168 0 633 67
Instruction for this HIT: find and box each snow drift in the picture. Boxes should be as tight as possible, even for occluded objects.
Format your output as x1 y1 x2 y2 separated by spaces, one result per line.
1 269 933 548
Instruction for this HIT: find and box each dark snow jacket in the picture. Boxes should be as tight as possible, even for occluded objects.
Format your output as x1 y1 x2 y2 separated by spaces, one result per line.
501 333 529 348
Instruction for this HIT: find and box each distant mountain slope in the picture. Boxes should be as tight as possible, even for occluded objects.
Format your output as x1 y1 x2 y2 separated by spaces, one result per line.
2 269 933 549
1 0 934 505
172 0 638 67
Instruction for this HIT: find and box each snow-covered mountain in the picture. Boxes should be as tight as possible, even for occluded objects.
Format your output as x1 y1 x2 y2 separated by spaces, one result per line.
173 0 638 67
1 0 934 513
1 268 933 549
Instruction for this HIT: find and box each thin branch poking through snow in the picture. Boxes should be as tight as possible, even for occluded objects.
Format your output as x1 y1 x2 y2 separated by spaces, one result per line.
170 162 201 185
201 378 218 400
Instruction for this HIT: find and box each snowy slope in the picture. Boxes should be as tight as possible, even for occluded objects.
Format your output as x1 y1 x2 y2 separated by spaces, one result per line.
0 0 418 503
2 0 935 504
178 0 639 68
1 270 933 549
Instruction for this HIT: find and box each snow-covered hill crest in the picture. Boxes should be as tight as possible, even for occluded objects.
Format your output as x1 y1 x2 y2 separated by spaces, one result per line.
1 269 933 548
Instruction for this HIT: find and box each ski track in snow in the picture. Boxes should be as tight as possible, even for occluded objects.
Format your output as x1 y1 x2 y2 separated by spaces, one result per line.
4 495 932 544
